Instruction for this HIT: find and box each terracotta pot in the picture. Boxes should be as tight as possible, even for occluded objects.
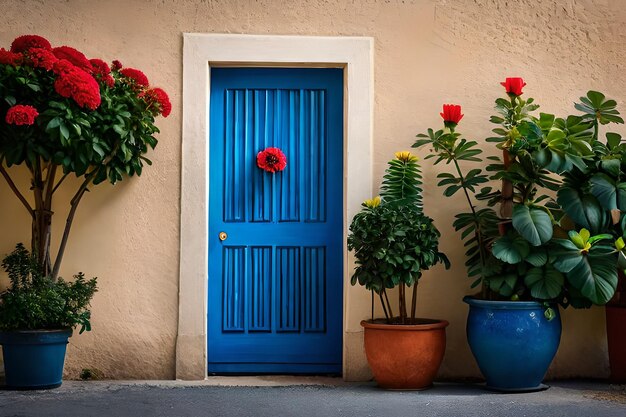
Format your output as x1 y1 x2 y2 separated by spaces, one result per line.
360 318 448 390
606 306 626 383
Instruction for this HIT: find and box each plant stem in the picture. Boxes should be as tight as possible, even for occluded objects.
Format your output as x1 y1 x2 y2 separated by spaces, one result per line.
51 172 69 195
410 281 418 323
500 150 514 219
378 292 389 320
450 157 489 295
399 283 405 324
382 288 394 323
51 168 99 281
0 162 35 217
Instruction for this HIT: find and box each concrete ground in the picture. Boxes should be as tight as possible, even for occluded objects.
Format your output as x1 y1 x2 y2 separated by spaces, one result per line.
0 377 625 417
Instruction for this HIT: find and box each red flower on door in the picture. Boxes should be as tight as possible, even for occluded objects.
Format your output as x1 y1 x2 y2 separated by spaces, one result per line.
257 147 287 173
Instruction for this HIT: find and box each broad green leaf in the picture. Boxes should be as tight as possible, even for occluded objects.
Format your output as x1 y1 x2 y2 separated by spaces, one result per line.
489 273 517 297
590 173 617 210
568 230 586 249
601 159 621 177
512 205 553 246
557 188 604 233
552 239 583 273
606 132 622 149
566 254 618 305
492 233 530 264
526 247 548 267
524 265 565 299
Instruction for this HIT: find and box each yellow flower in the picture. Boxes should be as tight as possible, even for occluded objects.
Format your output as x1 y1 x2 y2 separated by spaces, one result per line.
364 196 381 208
616 237 625 251
395 151 418 162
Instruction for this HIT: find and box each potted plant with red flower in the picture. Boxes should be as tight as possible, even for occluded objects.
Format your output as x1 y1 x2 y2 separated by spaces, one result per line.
348 151 450 389
0 34 170 389
414 78 622 391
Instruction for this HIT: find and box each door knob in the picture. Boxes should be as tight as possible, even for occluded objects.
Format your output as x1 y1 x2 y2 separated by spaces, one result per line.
219 232 228 241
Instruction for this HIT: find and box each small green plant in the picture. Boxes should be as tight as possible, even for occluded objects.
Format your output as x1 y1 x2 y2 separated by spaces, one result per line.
0 243 97 333
80 368 104 380
348 152 449 324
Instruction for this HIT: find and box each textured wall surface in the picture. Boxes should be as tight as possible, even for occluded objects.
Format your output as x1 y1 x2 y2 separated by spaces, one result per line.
1 0 625 380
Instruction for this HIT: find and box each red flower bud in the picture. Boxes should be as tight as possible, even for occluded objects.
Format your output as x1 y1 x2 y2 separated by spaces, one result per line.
500 77 526 97
440 104 464 127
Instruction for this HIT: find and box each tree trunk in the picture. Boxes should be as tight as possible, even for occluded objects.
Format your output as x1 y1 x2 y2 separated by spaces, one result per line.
31 208 53 277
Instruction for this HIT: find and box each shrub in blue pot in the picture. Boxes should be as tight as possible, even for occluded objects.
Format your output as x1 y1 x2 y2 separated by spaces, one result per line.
0 244 97 389
414 79 624 391
0 34 170 389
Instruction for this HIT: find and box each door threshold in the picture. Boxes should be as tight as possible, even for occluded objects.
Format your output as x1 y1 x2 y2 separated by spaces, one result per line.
201 375 355 387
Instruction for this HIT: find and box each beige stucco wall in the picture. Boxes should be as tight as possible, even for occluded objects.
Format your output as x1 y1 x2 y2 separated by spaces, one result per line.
1 0 625 380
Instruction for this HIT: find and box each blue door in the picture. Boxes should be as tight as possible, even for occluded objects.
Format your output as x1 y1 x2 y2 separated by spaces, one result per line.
208 68 343 373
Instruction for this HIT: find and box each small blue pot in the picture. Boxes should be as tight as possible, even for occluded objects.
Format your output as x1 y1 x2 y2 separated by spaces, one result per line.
464 297 561 392
0 329 72 390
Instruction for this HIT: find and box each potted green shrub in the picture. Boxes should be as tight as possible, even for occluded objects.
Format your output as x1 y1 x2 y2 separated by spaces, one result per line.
413 78 623 391
555 91 626 382
348 151 450 390
0 34 170 389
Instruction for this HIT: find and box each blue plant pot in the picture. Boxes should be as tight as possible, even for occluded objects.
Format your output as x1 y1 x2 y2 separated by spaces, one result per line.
464 297 561 392
0 329 72 390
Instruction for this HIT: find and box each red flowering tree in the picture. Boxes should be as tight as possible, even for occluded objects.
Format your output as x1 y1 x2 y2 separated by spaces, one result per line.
0 34 171 280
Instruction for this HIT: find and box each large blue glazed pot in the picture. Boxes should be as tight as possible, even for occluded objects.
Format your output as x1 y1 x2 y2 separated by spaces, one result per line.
464 297 561 392
0 329 72 390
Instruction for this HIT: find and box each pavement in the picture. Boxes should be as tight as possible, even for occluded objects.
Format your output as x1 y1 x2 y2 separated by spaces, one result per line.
0 378 625 417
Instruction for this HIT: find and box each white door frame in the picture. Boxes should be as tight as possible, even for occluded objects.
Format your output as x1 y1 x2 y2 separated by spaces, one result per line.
178 34 373 379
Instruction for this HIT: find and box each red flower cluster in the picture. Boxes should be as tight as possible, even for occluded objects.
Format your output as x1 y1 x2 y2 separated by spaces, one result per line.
257 147 287 173
89 58 114 88
28 47 58 71
120 68 149 87
2 34 171 117
53 60 101 110
440 104 464 126
501 77 526 97
5 104 39 126
0 48 23 66
10 35 51 53
139 87 172 118
53 46 93 73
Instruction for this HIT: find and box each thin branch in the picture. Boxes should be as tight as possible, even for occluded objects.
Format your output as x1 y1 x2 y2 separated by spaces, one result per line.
51 172 69 195
410 281 418 323
0 160 34 216
51 168 99 281
382 287 394 323
378 292 389 320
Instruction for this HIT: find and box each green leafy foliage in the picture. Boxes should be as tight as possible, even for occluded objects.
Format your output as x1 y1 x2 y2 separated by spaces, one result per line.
415 87 623 307
0 64 161 185
0 244 97 333
348 153 449 323
348 203 448 292
574 91 625 125
380 153 423 207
